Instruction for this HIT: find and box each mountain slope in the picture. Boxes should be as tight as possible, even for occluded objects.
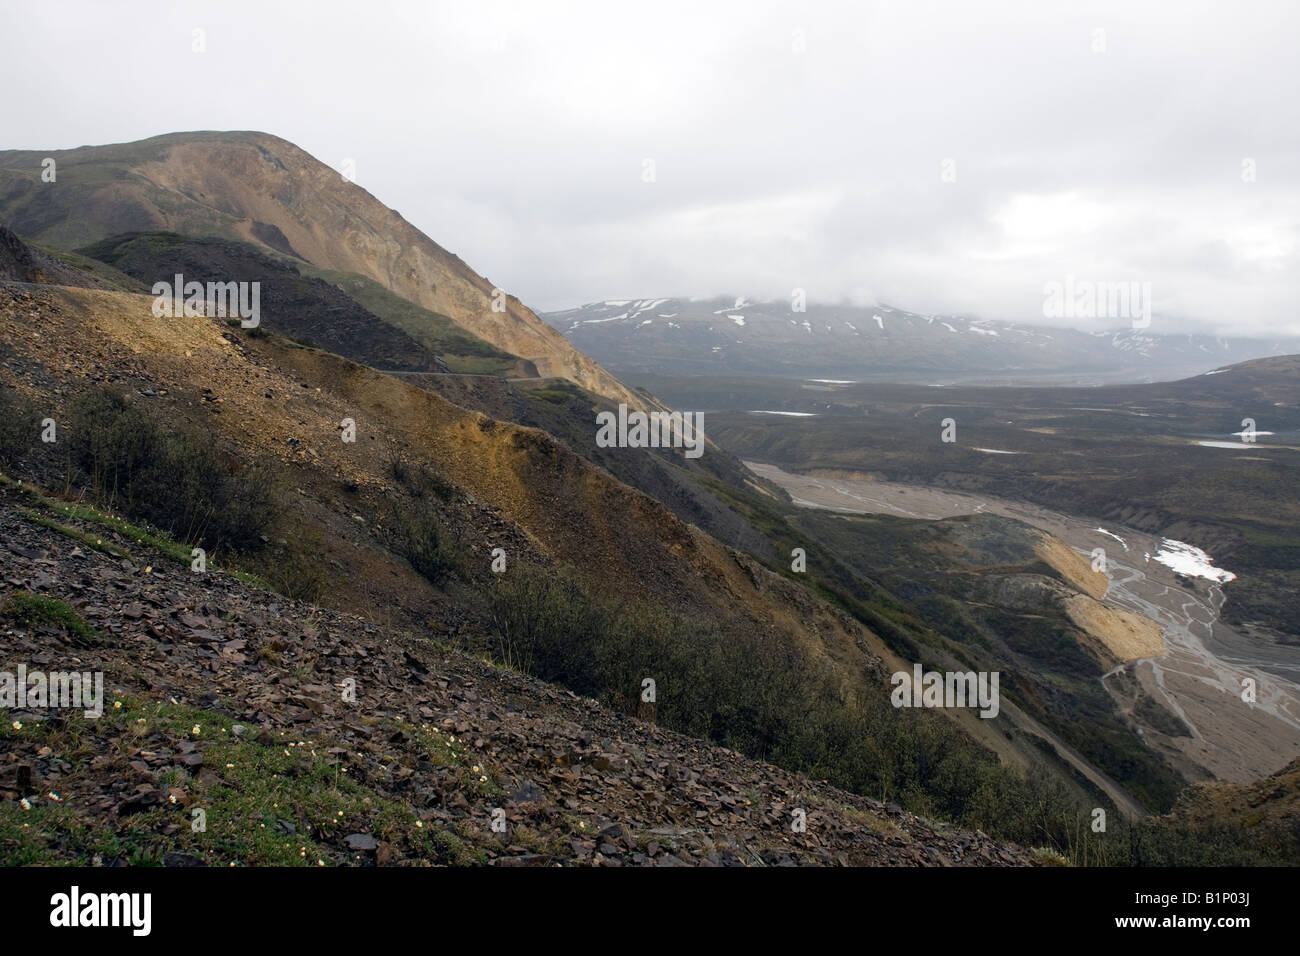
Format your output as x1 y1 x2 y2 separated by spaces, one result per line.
0 131 640 405
0 497 1033 867
1134 757 1300 865
77 231 527 375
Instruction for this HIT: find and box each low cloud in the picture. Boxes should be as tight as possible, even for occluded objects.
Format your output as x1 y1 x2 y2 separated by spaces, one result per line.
3 0 1296 335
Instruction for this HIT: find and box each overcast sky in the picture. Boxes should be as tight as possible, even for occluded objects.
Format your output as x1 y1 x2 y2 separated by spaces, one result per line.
3 1 1297 336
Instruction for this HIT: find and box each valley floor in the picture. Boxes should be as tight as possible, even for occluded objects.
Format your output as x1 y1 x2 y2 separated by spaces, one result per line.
746 462 1300 786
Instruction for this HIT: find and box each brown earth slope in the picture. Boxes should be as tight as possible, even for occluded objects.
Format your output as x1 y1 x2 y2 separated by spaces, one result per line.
0 281 875 695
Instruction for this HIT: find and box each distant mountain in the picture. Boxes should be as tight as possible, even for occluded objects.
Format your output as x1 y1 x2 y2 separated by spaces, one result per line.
0 131 641 406
543 296 1300 385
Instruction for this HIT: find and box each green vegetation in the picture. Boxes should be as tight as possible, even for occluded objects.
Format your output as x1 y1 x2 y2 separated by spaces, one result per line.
797 510 1185 812
0 698 504 866
78 232 449 374
24 240 148 292
66 388 278 554
484 559 1298 865
0 388 36 466
37 501 192 564
20 508 132 562
381 453 462 586
0 591 103 645
389 455 457 503
1127 814 1300 866
0 469 247 574
302 266 522 374
527 382 586 406
247 537 328 604
384 494 460 589
487 562 1104 858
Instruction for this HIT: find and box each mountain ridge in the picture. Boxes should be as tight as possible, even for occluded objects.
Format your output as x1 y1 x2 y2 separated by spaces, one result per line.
544 295 1300 385
0 131 643 407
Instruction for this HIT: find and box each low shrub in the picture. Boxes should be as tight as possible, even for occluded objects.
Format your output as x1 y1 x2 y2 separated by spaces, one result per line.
65 388 278 553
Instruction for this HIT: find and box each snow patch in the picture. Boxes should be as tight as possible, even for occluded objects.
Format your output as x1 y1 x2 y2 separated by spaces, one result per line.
1094 528 1129 551
1153 539 1236 583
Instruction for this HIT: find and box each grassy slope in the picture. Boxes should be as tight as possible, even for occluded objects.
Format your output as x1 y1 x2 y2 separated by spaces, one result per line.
299 265 522 374
72 231 522 375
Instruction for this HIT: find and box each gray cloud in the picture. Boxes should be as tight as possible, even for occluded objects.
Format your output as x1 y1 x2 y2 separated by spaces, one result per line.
3 0 1296 335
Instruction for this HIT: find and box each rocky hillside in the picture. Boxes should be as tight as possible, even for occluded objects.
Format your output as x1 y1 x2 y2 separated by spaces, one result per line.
0 280 858 664
0 224 122 290
0 488 1032 867
0 132 641 406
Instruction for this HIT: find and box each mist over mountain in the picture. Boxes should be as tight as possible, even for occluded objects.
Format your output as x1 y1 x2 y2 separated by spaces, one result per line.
545 296 1300 385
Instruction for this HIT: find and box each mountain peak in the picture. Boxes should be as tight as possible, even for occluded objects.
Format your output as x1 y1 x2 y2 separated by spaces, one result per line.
0 132 641 407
